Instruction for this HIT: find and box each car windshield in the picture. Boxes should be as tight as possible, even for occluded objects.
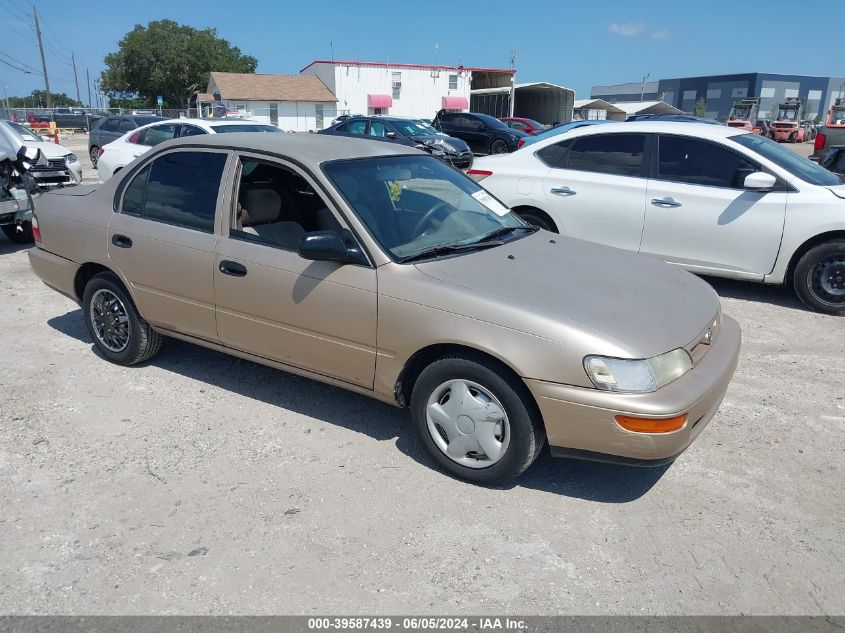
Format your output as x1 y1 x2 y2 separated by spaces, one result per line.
832 108 845 124
776 108 798 121
475 113 510 130
390 120 438 137
210 124 281 133
520 119 544 128
323 155 527 261
731 133 843 185
8 122 42 143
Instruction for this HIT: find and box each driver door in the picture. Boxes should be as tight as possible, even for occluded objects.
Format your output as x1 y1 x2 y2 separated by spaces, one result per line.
213 153 378 388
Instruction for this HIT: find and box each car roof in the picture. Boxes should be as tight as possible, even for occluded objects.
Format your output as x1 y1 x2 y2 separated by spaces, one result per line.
562 120 741 139
158 131 419 167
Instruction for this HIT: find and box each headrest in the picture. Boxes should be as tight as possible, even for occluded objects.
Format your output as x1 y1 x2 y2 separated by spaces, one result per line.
242 188 281 224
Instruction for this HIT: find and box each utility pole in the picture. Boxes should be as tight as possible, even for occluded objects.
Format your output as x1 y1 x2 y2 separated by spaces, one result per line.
640 73 650 102
86 68 92 108
508 50 517 118
71 53 81 106
33 7 51 108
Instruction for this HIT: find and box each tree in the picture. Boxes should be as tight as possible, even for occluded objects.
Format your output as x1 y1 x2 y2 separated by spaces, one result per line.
7 90 80 108
693 97 707 117
100 19 257 109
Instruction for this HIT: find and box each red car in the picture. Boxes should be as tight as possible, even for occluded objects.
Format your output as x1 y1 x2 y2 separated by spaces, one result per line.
499 117 547 135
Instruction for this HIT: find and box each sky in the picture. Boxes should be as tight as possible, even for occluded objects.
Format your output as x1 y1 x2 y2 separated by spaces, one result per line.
1 0 842 105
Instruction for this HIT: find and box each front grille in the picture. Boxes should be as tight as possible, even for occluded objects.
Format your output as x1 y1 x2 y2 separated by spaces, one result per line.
47 158 66 169
773 122 795 129
687 313 722 364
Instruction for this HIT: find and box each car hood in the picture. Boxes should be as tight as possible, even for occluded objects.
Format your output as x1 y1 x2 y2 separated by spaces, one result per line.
411 134 470 152
414 232 720 358
31 140 73 159
827 185 845 199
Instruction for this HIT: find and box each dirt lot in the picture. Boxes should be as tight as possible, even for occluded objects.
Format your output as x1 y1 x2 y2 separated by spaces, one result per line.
0 136 842 615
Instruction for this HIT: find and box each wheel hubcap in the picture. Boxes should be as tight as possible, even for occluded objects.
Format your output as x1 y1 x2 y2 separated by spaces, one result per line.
89 289 130 352
425 379 510 469
813 257 845 303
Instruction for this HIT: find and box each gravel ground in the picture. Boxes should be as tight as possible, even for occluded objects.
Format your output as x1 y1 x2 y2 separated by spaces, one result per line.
0 136 842 616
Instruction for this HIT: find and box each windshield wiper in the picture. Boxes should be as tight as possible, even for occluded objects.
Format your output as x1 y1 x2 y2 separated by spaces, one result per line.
471 225 539 244
397 239 505 263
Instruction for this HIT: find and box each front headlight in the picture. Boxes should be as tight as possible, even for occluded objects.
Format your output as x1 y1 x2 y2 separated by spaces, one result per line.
65 153 78 164
584 349 692 393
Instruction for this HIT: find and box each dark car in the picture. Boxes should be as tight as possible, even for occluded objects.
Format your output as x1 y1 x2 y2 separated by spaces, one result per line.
432 111 527 155
88 114 166 167
820 145 845 177
626 113 723 125
31 108 99 132
319 116 474 168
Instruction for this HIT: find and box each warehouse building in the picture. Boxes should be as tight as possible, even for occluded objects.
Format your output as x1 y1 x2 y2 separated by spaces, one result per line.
592 73 845 121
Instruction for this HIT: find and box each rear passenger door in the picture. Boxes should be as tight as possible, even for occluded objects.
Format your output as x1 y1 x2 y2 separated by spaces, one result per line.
640 134 787 277
539 132 649 252
108 148 232 342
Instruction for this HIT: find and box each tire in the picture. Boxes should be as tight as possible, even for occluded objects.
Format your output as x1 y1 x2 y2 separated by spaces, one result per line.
489 138 510 154
410 354 545 485
516 209 558 233
793 240 845 316
789 132 797 143
82 272 163 364
89 145 99 168
2 222 34 244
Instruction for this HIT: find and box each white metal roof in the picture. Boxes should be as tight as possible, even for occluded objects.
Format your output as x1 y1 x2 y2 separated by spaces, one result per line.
611 101 685 115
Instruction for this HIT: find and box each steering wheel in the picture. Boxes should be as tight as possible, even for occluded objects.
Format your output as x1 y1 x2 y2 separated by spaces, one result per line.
411 201 453 236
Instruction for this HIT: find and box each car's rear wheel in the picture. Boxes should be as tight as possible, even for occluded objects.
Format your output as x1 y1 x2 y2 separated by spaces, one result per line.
490 138 510 154
89 146 99 168
2 222 33 244
410 355 545 485
793 240 845 316
82 272 163 364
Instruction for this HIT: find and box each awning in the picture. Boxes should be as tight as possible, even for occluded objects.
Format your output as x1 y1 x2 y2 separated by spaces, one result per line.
367 94 393 108
442 96 468 110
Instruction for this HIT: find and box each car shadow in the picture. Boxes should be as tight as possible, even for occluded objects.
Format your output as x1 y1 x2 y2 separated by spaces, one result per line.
0 239 32 256
700 275 806 311
48 309 667 502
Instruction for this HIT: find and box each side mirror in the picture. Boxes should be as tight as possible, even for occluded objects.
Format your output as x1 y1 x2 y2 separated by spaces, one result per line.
744 171 777 190
298 230 367 265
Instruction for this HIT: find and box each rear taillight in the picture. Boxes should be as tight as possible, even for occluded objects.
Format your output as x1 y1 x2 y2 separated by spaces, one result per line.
814 132 826 153
98 147 105 158
466 169 493 182
32 215 41 244
128 131 141 144
517 139 525 149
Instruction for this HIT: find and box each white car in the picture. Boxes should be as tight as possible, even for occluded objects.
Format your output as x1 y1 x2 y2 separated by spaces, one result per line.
469 121 845 315
1 120 82 187
96 118 282 182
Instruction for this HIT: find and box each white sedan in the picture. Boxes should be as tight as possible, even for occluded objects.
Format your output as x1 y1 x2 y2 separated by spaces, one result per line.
469 121 845 315
96 118 282 182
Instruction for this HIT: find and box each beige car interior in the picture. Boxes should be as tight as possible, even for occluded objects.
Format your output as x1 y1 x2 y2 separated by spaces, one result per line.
233 160 343 251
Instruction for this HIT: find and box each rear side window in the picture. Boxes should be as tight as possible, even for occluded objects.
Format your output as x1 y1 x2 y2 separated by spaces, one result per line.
536 139 574 168
121 151 227 233
138 124 179 147
99 118 120 132
118 119 136 133
347 120 367 135
659 136 758 188
567 133 646 177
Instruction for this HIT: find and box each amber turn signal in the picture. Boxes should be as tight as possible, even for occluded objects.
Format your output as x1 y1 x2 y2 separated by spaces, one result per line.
614 414 687 433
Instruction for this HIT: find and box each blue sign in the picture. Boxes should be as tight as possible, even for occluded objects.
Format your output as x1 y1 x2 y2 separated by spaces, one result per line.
156 96 163 106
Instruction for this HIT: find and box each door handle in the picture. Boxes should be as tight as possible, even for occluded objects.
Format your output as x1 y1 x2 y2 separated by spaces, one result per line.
651 198 682 208
219 260 247 277
111 234 132 248
550 186 576 196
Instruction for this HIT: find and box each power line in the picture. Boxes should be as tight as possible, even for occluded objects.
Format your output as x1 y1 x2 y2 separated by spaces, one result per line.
0 56 37 74
0 0 30 22
0 49 42 73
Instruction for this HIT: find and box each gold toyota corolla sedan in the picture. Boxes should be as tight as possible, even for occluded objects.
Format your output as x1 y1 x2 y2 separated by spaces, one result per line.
28 133 741 484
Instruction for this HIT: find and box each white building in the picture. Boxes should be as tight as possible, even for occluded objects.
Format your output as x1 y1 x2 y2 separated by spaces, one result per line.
200 72 338 132
300 60 514 120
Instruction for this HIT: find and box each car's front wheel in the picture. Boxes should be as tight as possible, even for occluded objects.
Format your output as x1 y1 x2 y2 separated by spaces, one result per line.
793 240 845 316
2 222 34 244
82 272 163 364
410 355 545 484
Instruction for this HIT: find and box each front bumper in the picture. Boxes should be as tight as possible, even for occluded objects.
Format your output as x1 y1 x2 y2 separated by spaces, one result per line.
527 315 741 465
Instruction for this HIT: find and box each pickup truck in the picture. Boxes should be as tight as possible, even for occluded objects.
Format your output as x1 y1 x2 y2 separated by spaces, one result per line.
31 108 100 131
812 125 845 161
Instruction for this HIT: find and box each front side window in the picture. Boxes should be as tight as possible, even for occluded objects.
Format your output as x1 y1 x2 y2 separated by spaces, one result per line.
567 133 646 177
369 121 389 137
347 120 368 135
121 151 227 233
100 118 120 132
210 124 282 134
659 136 758 188
323 155 526 261
731 133 842 186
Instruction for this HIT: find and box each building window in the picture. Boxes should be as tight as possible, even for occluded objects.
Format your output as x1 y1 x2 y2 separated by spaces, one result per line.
449 74 458 90
315 104 324 129
392 72 402 99
683 90 697 100
706 89 721 99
